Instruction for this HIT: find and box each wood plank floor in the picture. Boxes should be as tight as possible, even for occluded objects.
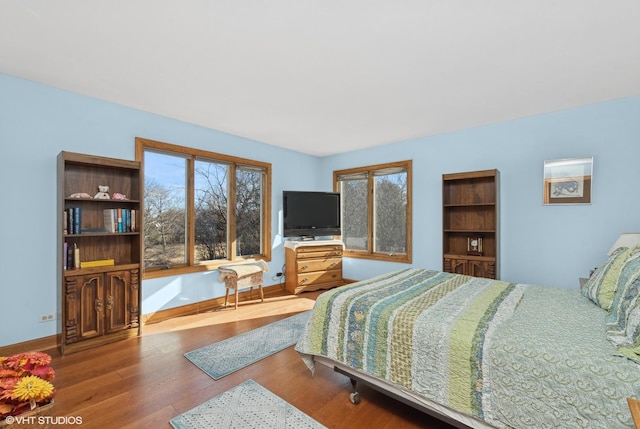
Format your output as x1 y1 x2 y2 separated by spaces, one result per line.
47 289 456 429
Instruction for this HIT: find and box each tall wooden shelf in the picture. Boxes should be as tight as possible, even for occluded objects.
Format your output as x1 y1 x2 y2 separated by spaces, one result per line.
442 169 499 279
57 151 142 355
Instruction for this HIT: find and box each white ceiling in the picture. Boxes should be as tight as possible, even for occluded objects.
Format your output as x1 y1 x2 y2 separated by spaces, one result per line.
1 1 639 157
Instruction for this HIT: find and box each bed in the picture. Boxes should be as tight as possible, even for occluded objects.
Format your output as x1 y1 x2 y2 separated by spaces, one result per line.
295 261 640 429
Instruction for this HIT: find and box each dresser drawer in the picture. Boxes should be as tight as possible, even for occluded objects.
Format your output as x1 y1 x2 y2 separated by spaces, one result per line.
297 257 342 274
296 269 342 287
295 245 343 259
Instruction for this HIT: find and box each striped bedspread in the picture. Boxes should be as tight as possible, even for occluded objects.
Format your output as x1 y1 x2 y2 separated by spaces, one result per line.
295 268 524 419
295 268 640 428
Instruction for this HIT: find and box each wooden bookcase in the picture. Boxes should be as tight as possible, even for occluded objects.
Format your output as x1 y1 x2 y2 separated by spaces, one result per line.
57 151 142 355
442 169 499 279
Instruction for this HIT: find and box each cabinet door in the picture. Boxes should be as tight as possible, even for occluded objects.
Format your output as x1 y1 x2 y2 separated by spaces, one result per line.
467 260 488 278
444 257 466 275
105 270 131 334
64 273 104 342
467 260 497 279
79 274 104 340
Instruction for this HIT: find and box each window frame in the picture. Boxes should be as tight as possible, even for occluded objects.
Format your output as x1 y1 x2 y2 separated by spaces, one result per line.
334 160 412 263
136 137 272 279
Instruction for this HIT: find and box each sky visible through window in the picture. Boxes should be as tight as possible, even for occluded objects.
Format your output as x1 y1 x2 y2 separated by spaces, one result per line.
145 151 187 200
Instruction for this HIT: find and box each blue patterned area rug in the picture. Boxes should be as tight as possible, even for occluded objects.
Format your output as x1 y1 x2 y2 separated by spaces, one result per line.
185 311 310 380
170 379 326 429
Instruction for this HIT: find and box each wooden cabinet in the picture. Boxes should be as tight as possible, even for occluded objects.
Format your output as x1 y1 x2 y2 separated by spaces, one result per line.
62 269 139 347
443 256 496 279
57 151 142 354
285 241 343 294
442 169 499 279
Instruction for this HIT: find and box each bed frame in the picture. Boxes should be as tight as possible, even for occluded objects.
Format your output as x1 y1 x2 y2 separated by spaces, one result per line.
315 356 495 429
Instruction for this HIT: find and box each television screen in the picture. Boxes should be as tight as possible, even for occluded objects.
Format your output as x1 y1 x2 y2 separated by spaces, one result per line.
283 191 341 237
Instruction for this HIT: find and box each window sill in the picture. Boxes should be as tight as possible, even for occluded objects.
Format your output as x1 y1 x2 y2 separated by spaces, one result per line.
142 257 270 280
343 250 411 264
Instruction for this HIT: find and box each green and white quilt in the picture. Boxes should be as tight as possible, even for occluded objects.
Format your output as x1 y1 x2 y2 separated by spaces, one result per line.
295 269 640 428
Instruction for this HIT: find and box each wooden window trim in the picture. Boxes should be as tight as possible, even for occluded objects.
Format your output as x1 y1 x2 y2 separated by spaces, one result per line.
334 160 412 263
135 137 272 279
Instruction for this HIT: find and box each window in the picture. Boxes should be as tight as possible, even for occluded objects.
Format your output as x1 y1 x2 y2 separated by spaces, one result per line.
334 161 411 263
136 138 271 278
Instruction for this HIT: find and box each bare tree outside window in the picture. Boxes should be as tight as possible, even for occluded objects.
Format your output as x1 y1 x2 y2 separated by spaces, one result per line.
143 152 187 268
194 160 229 262
374 171 407 254
236 166 264 256
136 137 271 278
339 175 368 251
334 161 411 263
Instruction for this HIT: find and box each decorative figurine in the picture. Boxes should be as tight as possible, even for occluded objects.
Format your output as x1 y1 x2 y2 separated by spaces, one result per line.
68 192 92 199
94 185 111 199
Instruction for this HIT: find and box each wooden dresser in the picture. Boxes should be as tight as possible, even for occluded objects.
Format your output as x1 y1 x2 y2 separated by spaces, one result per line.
284 240 344 294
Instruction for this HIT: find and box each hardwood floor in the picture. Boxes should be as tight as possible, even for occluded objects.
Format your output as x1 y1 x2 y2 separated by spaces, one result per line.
45 289 456 429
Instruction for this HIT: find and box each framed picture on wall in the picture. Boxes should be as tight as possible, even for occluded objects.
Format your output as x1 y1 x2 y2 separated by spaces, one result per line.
543 157 593 205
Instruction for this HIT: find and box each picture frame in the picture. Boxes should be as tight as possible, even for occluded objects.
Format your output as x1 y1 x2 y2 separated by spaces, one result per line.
543 157 593 205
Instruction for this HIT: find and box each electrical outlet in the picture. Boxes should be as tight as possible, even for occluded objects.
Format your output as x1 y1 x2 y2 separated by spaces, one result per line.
39 314 55 323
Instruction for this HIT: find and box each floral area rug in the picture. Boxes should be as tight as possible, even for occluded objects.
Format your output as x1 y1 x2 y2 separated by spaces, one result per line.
169 379 326 429
184 311 310 380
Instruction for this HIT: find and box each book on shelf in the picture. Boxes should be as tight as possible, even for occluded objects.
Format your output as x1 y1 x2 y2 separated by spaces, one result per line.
104 208 138 233
118 208 123 233
66 243 80 269
65 207 82 234
66 243 73 269
103 209 117 233
80 259 115 269
131 209 136 232
73 207 81 234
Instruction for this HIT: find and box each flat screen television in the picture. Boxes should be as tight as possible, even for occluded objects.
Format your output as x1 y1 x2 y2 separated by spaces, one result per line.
283 190 341 238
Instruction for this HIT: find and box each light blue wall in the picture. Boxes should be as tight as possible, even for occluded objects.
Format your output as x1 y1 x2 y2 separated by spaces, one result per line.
1 71 639 347
320 96 640 288
0 73 320 347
